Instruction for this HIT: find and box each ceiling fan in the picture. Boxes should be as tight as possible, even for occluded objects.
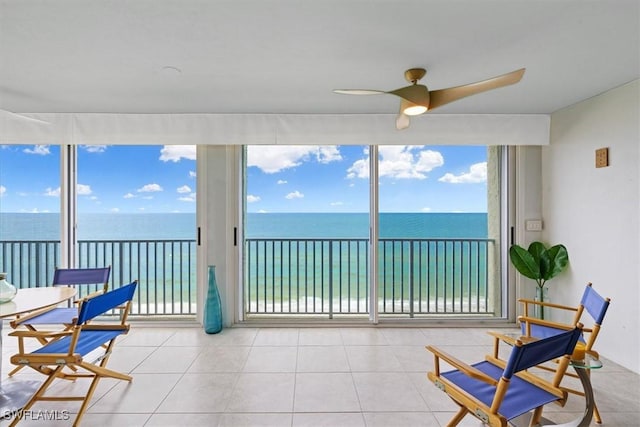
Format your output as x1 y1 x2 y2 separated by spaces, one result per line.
334 67 525 130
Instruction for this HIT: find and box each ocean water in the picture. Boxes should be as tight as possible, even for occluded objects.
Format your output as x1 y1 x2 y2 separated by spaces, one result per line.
0 212 487 240
0 212 490 315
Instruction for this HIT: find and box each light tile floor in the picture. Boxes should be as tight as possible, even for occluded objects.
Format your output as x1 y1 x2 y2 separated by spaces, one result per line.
1 324 638 426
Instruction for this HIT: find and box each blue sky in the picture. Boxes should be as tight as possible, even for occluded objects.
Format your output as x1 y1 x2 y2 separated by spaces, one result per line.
247 145 488 213
0 145 196 213
0 144 487 213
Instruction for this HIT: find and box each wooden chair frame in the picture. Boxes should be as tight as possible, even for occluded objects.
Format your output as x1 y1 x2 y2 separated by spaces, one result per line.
9 266 112 376
8 281 137 427
514 283 610 423
427 326 583 427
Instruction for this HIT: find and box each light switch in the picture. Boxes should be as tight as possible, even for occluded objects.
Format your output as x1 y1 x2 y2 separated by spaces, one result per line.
525 220 543 231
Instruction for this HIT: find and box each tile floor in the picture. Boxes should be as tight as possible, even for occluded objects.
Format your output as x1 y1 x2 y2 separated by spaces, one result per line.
1 324 638 426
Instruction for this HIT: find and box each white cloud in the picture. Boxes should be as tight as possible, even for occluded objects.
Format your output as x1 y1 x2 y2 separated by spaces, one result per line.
159 145 196 162
178 194 196 202
0 185 5 196
247 194 261 203
347 146 444 180
177 185 192 194
285 190 304 200
347 158 368 179
110 208 120 213
421 207 432 212
277 180 287 185
123 193 136 199
317 146 342 163
330 201 343 206
258 209 268 213
438 162 487 184
189 170 196 178
247 146 342 174
44 187 60 197
77 184 92 195
21 208 50 213
137 183 163 192
23 145 50 155
82 145 107 153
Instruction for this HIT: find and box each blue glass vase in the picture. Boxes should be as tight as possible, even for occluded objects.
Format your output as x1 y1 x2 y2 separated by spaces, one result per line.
204 265 223 334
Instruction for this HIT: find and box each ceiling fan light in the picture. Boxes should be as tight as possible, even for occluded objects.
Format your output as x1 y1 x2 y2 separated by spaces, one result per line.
404 105 427 116
401 99 427 116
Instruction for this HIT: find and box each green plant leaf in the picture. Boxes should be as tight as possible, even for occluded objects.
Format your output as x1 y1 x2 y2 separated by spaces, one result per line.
509 245 540 280
544 244 569 280
527 241 547 265
528 241 551 279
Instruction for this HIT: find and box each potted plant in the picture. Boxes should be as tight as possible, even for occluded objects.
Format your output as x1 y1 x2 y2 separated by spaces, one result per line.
509 241 569 319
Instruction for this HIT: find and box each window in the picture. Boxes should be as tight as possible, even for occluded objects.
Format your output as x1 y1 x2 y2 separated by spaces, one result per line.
242 145 506 320
0 144 198 317
0 144 61 287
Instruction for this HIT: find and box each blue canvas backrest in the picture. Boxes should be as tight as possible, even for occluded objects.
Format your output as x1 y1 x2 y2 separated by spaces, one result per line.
581 284 610 325
503 326 582 379
77 281 137 324
53 266 111 287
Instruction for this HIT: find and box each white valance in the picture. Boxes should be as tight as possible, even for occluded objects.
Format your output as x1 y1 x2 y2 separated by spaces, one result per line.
1 113 549 146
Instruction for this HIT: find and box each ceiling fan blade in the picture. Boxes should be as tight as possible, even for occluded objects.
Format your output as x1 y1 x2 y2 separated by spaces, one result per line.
388 84 430 106
0 109 51 125
428 68 525 110
333 89 386 95
396 111 410 130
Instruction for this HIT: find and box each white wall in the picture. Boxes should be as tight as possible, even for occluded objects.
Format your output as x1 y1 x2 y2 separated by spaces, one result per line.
514 145 543 305
543 80 640 373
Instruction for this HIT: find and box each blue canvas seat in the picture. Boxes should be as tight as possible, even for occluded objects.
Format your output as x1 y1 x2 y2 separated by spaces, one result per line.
427 325 582 427
8 281 137 427
10 266 111 329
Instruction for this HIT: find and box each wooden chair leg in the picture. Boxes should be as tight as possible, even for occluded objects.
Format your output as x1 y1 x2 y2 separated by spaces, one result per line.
73 344 131 426
7 365 24 376
529 406 543 427
448 406 470 426
8 365 64 427
593 401 602 424
73 374 102 427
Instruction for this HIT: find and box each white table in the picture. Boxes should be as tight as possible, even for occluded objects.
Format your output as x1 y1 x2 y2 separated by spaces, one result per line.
0 287 77 417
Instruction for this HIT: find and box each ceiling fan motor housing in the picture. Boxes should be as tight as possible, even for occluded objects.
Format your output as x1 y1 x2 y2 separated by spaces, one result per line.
404 68 426 83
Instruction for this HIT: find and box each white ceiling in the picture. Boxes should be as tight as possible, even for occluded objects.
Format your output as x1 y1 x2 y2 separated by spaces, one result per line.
1 0 638 116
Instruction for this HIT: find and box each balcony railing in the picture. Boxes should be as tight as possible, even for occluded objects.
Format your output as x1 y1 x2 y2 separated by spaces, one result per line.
245 237 495 317
1 237 495 319
0 239 197 317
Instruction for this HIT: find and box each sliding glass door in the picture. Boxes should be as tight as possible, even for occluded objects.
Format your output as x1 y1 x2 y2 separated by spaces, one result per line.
377 145 502 318
76 144 198 316
242 144 506 320
244 145 370 317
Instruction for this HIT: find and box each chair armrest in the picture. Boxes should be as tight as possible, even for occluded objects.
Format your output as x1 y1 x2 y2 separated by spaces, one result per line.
518 298 578 312
10 305 60 328
487 330 539 345
518 316 575 331
9 330 73 339
426 345 498 386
